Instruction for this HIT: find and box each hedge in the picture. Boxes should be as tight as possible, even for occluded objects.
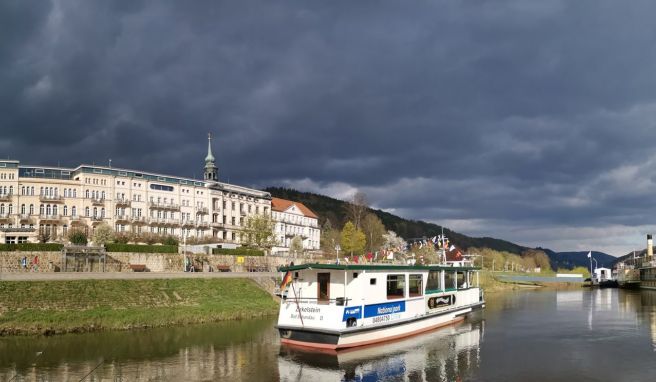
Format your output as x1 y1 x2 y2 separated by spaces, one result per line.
212 247 265 257
104 244 179 253
0 243 64 252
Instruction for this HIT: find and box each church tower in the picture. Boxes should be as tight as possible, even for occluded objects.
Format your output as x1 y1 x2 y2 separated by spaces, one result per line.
204 133 219 182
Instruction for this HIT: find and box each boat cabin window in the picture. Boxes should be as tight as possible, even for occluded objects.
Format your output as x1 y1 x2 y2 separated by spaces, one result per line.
409 274 423 297
370 278 376 285
426 270 441 292
353 272 358 278
457 271 467 289
445 272 456 290
387 274 405 299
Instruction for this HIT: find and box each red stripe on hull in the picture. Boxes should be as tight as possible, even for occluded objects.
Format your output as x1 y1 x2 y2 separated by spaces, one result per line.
280 316 465 351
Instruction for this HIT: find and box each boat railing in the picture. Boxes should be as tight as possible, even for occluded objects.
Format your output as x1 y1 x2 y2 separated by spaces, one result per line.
282 296 352 306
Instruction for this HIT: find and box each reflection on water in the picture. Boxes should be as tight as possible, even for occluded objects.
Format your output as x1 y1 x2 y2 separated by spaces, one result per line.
278 315 484 382
0 319 280 381
4 289 656 381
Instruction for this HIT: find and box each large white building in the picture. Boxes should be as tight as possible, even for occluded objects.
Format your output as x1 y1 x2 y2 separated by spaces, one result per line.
271 197 320 255
0 135 272 245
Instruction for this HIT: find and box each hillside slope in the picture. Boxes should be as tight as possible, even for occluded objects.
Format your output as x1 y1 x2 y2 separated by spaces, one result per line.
266 187 526 254
265 187 615 267
540 249 615 270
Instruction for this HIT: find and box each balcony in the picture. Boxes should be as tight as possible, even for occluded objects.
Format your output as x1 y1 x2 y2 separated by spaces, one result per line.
148 202 180 211
90 216 105 222
0 213 12 222
240 210 247 216
115 214 130 222
39 214 62 222
196 221 209 229
211 222 225 228
181 219 195 227
130 216 147 224
197 207 209 214
91 198 105 206
18 214 33 223
39 194 64 203
0 193 13 202
149 218 179 226
115 198 131 207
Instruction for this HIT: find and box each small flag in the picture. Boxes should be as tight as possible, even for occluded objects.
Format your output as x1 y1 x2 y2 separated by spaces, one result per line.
280 271 292 291
449 245 456 251
587 251 592 258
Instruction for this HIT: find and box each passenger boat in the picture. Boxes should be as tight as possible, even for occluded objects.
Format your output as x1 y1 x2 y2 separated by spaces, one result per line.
275 262 485 350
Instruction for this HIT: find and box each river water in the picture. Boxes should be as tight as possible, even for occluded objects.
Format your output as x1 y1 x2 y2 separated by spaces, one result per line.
2 288 656 381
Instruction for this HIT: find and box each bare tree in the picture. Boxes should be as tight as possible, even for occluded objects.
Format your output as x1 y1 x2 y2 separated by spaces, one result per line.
344 191 369 229
361 213 386 253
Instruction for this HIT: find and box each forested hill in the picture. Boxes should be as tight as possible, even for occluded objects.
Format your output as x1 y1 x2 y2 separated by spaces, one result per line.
539 249 616 269
265 187 527 254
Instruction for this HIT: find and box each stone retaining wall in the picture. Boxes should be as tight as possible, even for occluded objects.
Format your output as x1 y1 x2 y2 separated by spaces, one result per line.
0 251 303 273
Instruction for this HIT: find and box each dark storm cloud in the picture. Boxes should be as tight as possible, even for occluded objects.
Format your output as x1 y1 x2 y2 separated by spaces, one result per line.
3 0 656 254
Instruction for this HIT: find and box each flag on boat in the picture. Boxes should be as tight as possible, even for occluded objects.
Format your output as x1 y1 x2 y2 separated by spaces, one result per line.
449 245 456 251
587 251 592 258
280 271 292 290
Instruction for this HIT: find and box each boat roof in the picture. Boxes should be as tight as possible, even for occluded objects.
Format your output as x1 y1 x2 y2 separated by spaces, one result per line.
278 263 480 272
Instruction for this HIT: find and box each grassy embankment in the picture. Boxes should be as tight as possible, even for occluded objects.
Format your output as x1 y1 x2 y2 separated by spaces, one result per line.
0 278 278 336
479 270 584 292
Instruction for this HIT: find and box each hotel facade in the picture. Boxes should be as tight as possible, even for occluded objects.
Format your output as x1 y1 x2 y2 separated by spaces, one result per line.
271 197 321 255
0 136 275 246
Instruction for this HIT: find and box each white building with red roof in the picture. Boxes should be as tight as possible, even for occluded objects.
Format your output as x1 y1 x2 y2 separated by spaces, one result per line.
271 197 320 254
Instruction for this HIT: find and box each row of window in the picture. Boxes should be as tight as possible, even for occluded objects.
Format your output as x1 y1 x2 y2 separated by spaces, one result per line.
273 212 318 227
0 173 15 180
85 178 108 186
380 271 473 300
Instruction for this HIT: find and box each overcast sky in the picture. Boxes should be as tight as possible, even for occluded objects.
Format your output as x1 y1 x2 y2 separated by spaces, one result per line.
3 1 656 256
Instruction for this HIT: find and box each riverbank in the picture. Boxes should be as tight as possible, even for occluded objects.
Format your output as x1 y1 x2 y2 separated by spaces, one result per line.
0 278 278 336
479 271 583 292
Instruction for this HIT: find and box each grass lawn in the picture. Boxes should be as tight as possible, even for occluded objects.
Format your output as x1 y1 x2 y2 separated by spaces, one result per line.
0 278 278 336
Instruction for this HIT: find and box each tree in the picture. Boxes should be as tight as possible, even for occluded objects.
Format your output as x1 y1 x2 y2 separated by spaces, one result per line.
340 221 366 257
240 214 278 252
361 213 386 253
410 243 439 265
162 235 179 246
92 223 115 246
320 219 341 257
290 235 304 257
37 229 51 243
68 229 88 245
344 191 368 229
383 230 407 253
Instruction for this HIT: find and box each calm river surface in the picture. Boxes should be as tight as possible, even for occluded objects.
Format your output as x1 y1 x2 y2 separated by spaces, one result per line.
3 288 656 381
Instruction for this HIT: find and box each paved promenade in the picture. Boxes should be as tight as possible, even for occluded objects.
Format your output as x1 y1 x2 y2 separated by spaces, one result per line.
0 271 278 281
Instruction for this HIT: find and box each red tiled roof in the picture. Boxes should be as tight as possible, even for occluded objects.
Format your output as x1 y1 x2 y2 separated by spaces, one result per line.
271 197 318 219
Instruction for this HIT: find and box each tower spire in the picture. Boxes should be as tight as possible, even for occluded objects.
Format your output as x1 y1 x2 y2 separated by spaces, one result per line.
204 132 218 182
205 132 215 163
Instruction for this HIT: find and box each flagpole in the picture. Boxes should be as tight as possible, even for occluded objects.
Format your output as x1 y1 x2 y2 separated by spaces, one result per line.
588 251 593 283
290 280 305 328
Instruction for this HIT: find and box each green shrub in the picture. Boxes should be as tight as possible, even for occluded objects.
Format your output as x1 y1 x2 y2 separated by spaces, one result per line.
0 243 64 252
113 232 131 244
212 247 264 257
68 229 88 245
105 244 178 253
161 235 179 246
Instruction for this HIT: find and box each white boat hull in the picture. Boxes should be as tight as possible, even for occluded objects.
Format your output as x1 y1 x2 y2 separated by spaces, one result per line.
278 302 484 350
